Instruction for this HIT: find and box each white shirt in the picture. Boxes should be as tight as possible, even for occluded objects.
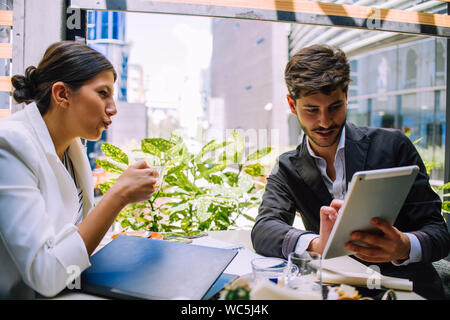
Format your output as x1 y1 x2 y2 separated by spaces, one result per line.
306 127 346 200
295 128 422 266
0 103 93 298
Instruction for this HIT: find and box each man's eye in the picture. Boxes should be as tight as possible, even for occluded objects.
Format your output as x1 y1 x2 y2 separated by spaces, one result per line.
305 109 318 113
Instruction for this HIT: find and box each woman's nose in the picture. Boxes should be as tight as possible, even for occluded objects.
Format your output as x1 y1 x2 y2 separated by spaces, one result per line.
106 99 117 117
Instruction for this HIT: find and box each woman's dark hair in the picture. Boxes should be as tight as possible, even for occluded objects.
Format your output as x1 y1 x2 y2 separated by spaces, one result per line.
12 41 117 115
285 44 350 101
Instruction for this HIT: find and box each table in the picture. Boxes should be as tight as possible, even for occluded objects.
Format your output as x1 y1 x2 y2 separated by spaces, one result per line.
50 229 424 300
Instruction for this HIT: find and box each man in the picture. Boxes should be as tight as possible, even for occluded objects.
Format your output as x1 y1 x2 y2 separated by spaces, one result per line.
251 44 450 299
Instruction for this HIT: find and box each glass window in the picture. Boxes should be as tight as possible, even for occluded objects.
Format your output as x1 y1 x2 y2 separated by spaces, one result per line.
436 39 445 86
0 92 9 109
88 9 447 184
350 59 358 72
87 11 94 25
405 49 418 89
113 12 119 40
101 12 109 39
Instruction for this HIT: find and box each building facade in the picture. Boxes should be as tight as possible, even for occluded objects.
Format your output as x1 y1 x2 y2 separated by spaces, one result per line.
87 10 129 102
210 18 290 153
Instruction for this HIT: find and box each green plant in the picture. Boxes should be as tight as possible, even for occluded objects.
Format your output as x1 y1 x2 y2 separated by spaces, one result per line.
409 134 449 220
424 160 450 214
95 130 272 233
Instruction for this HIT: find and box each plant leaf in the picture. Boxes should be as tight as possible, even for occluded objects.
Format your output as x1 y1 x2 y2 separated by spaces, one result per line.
244 163 265 177
224 172 239 186
101 143 129 165
95 159 127 174
442 201 450 213
170 133 184 145
209 175 223 185
196 198 211 223
230 130 245 163
220 130 244 164
166 142 187 165
195 140 230 162
198 161 229 180
246 147 272 162
438 182 450 190
142 139 161 157
165 169 199 192
142 138 175 157
238 174 254 193
98 179 117 195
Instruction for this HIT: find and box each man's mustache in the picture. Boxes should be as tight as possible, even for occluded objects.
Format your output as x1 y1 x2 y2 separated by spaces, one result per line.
312 125 340 132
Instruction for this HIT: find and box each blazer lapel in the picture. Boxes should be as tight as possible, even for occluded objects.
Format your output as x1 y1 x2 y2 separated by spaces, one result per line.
68 139 95 217
344 122 370 186
25 104 80 220
291 136 333 206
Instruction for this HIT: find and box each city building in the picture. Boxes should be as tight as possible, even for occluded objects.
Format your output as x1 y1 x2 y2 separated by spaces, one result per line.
210 18 290 153
87 10 129 102
127 63 146 104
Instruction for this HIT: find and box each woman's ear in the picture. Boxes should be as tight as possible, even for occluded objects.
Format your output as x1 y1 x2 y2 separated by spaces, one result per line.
51 82 70 109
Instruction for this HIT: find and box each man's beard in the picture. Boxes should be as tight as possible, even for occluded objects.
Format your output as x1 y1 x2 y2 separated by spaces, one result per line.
300 119 346 148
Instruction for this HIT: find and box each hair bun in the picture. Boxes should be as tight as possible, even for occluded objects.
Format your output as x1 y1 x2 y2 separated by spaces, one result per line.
12 66 39 104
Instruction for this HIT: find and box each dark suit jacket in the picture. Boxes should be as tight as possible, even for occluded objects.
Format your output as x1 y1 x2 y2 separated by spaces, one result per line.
251 122 450 299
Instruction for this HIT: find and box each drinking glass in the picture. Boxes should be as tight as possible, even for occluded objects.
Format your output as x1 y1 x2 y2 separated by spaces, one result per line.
134 157 165 190
251 257 288 285
151 165 165 190
285 251 323 299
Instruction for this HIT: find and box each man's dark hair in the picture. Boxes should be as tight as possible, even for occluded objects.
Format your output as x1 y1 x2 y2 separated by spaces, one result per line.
285 44 351 100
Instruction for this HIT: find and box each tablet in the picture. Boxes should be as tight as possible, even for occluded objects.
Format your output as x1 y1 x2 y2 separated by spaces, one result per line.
322 165 419 260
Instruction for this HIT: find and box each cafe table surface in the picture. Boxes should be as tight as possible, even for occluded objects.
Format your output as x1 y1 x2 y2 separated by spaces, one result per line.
49 229 425 300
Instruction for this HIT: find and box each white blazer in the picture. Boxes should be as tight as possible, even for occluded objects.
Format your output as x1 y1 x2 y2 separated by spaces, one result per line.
0 103 94 298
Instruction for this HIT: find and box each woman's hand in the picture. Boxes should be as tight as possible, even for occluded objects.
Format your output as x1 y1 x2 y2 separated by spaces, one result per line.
308 199 343 254
110 161 159 206
78 161 159 255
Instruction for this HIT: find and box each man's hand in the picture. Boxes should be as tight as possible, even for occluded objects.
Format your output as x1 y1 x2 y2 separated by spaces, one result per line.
308 199 343 254
345 218 411 263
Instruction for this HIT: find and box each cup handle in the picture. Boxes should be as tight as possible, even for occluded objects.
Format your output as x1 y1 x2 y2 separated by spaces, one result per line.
289 265 299 276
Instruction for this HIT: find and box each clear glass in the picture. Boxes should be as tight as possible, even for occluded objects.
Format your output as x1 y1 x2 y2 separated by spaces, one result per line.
86 7 447 219
285 252 323 300
346 37 446 183
151 165 166 190
134 156 166 190
251 257 287 285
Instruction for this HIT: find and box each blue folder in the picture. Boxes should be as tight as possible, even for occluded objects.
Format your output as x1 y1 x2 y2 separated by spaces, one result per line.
81 235 238 300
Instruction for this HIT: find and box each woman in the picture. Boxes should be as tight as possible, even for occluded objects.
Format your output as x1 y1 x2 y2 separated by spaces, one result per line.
0 41 158 299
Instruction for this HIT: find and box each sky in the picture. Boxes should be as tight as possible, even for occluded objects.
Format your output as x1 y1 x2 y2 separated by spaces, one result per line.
125 12 213 138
